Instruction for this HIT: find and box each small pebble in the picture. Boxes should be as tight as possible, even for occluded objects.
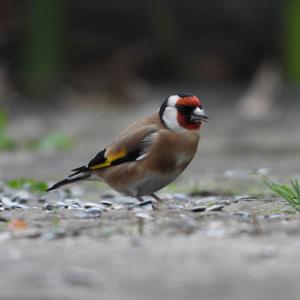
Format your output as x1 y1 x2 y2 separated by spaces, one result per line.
11 191 31 204
83 202 104 209
136 200 153 207
15 203 30 209
78 208 102 219
223 200 232 205
56 201 67 208
38 196 47 203
63 199 82 208
1 197 14 206
189 206 206 212
100 200 113 207
1 197 29 209
207 204 224 212
67 204 82 210
43 203 59 211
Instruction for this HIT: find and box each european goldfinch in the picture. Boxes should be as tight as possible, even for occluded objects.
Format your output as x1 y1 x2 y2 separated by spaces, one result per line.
47 93 208 203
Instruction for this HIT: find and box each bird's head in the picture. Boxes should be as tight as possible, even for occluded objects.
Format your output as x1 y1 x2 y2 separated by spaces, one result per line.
159 93 208 131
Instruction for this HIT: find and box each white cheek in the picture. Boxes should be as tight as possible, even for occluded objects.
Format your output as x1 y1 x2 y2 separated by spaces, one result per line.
162 107 182 131
167 95 180 106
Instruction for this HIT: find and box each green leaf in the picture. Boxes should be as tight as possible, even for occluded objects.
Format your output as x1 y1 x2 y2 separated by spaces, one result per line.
7 179 26 189
29 181 48 192
7 178 48 192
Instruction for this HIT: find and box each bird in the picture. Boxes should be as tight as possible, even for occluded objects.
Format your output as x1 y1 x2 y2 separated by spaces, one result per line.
46 93 208 204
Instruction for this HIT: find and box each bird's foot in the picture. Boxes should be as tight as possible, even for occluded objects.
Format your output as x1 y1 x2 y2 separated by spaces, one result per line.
129 196 159 211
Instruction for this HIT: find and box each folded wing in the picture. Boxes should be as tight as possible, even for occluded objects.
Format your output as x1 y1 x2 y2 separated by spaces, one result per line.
76 125 159 173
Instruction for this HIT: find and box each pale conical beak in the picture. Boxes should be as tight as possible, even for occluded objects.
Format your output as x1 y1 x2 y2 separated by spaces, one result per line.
190 107 208 123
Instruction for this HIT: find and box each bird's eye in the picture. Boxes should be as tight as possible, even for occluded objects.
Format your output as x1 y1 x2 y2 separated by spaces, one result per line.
176 105 194 115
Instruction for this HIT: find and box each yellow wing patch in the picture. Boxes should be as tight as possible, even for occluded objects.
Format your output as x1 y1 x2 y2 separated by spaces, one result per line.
89 149 127 170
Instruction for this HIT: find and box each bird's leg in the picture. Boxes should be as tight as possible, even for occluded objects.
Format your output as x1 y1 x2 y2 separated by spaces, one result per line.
135 195 158 211
150 193 164 211
151 193 164 202
130 195 146 210
135 195 144 203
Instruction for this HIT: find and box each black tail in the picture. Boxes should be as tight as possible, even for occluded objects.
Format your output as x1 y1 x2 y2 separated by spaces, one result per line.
46 166 90 192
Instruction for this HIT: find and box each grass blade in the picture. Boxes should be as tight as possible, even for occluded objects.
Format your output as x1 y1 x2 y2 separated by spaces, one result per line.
265 179 300 212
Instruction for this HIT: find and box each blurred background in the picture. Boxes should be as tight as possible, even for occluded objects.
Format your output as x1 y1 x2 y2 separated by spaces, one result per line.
0 0 299 181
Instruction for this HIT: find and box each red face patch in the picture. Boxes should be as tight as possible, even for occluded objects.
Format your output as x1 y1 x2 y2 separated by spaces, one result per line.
176 96 202 107
177 113 201 130
176 95 202 130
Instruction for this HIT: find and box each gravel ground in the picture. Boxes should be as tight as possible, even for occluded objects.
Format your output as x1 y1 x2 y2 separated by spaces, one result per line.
1 185 300 300
0 87 300 300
